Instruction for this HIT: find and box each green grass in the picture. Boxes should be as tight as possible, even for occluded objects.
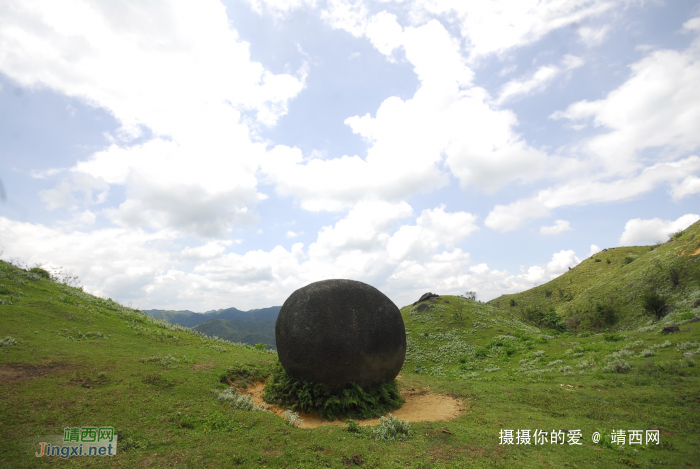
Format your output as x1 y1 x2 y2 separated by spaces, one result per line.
488 221 700 333
2 247 700 467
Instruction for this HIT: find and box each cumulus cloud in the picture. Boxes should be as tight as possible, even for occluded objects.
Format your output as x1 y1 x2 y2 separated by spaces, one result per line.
285 230 304 238
0 0 304 238
39 173 109 210
619 214 700 246
540 219 573 235
261 15 563 210
588 244 601 257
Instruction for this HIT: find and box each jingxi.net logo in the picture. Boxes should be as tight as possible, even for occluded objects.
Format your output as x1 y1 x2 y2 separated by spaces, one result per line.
33 426 117 459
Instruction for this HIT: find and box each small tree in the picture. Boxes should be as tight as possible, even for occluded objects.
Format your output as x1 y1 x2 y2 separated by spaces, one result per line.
463 291 477 301
641 290 667 320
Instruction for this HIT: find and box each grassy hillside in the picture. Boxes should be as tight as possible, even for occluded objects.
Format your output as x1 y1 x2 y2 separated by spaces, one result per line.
487 220 700 332
2 258 700 468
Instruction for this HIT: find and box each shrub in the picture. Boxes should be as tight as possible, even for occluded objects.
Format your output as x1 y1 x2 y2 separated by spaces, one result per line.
0 336 18 347
218 388 261 411
677 341 699 352
623 256 635 265
668 268 680 287
603 359 631 373
263 364 403 420
373 415 411 442
545 289 553 298
606 259 611 264
603 333 624 342
484 367 501 373
283 410 302 428
652 340 672 349
346 419 361 434
641 290 668 320
533 350 546 358
29 267 51 279
510 299 516 307
640 349 655 358
559 365 572 372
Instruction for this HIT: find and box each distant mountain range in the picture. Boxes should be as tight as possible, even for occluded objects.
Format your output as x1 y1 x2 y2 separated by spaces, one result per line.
143 306 281 350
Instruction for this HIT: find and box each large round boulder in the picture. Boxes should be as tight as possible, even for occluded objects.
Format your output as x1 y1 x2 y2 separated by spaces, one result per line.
275 279 406 390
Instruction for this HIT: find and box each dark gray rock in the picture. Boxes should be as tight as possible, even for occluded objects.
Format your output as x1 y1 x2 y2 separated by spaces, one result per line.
688 317 700 323
692 299 700 308
414 303 431 312
662 325 680 334
413 292 439 305
275 279 406 390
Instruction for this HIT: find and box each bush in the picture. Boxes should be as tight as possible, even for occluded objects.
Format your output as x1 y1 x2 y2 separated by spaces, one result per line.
346 419 361 434
0 336 18 347
640 349 654 358
263 364 403 420
217 388 262 411
510 299 516 307
641 290 668 320
283 410 302 428
668 268 680 287
603 333 624 342
623 256 635 265
603 359 631 373
373 414 411 441
29 267 51 279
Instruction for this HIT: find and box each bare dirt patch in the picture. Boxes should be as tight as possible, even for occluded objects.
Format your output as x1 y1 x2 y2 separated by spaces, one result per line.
0 364 69 384
240 381 467 429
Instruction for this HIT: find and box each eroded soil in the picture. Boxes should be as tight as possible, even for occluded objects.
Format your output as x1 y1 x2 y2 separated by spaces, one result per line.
241 380 467 429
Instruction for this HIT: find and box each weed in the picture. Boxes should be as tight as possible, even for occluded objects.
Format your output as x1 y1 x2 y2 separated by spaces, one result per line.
282 410 302 428
217 388 262 411
372 415 411 442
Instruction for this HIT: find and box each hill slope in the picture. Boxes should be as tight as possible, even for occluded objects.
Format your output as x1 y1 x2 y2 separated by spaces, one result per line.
2 258 700 467
487 220 700 332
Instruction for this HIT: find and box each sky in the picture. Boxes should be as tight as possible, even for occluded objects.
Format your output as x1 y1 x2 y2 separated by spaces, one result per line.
1 0 699 312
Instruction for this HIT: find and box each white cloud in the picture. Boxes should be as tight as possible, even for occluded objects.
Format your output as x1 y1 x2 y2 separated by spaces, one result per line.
39 173 109 210
321 0 369 38
551 29 700 173
577 25 610 46
588 244 601 257
410 0 616 59
261 16 563 209
180 241 233 261
0 0 304 238
285 230 304 238
486 156 700 231
540 219 573 235
243 0 316 18
619 214 700 246
497 55 583 104
671 175 700 200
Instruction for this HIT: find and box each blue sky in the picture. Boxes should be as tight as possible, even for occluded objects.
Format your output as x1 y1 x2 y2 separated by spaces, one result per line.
1 0 699 311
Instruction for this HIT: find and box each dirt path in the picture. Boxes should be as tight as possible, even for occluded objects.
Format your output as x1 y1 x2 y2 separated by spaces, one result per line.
242 380 467 429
